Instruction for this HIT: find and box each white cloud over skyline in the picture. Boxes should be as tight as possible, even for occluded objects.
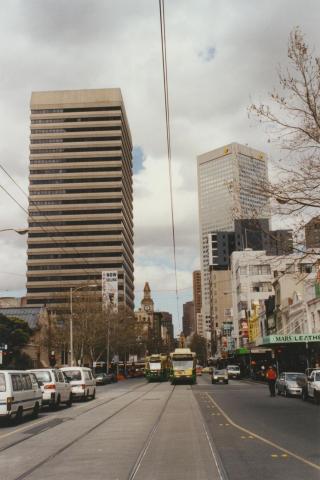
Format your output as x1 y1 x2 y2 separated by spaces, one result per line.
0 0 319 331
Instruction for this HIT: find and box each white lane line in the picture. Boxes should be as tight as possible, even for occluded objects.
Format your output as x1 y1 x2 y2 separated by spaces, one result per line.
202 421 225 480
205 392 320 472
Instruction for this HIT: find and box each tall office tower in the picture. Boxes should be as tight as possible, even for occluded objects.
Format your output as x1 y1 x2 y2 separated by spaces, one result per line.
26 89 134 311
182 301 195 337
197 143 269 336
305 216 320 249
192 270 202 333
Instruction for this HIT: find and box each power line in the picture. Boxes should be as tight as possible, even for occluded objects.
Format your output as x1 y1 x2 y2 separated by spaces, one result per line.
158 0 180 328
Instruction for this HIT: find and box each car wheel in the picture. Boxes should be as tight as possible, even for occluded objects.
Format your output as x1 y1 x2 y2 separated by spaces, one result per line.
314 392 320 405
92 389 96 400
276 387 281 396
212 380 216 384
66 394 73 408
32 402 40 418
302 389 308 401
284 388 288 397
15 407 23 423
224 380 229 384
55 395 61 410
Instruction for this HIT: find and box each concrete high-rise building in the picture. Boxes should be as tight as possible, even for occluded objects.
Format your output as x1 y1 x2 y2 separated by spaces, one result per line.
192 270 202 330
26 89 134 311
197 143 269 335
182 301 195 337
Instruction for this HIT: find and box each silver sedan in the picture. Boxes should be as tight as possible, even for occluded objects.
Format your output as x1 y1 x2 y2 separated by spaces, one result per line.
276 372 303 397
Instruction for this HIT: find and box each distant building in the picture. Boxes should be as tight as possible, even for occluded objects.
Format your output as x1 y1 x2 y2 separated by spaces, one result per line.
159 311 174 350
182 301 195 337
197 143 270 338
135 282 154 339
305 216 320 249
0 297 27 308
192 270 202 330
0 306 49 367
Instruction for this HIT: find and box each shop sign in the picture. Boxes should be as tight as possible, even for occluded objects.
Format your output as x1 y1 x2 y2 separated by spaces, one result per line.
262 333 320 344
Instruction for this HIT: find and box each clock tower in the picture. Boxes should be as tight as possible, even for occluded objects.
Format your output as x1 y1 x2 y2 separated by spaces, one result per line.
141 282 154 313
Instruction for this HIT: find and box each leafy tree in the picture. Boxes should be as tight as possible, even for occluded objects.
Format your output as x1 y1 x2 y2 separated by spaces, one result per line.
0 314 32 368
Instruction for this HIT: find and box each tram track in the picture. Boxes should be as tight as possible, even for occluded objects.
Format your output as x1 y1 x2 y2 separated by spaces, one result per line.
0 380 148 455
127 384 175 480
11 382 162 480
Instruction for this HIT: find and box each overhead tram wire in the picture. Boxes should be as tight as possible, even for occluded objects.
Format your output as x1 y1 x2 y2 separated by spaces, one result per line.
0 163 103 277
158 0 180 328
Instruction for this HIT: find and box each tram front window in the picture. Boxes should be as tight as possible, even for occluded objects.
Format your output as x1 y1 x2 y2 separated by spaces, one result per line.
172 360 193 370
150 362 161 370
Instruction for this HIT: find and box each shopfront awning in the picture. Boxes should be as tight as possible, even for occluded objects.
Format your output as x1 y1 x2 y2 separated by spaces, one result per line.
257 333 320 346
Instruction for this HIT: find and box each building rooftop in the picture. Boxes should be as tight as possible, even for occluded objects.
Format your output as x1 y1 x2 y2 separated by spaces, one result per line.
0 307 45 330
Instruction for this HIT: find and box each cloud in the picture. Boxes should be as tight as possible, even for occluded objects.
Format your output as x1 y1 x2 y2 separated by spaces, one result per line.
0 0 319 330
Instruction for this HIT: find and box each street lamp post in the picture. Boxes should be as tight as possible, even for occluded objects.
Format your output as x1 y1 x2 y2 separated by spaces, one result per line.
70 283 98 367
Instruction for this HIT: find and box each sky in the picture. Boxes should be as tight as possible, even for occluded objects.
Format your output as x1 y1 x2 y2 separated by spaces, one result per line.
0 0 319 333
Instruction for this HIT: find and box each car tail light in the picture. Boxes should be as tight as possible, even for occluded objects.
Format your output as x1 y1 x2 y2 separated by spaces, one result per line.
7 397 14 411
44 384 55 390
81 384 85 390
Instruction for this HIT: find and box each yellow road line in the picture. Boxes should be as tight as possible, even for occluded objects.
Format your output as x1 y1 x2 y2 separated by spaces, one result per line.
205 392 320 472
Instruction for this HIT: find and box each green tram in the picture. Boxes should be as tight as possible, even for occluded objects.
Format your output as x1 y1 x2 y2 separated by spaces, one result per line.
170 348 197 385
145 354 170 382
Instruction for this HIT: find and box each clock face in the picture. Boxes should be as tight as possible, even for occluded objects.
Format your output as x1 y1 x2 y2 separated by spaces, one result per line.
144 305 152 312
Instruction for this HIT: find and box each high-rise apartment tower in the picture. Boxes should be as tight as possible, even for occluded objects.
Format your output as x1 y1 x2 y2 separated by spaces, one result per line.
26 89 134 310
197 142 269 332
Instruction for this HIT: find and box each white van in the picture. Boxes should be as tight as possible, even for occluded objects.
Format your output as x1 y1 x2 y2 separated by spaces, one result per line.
60 367 96 401
28 369 72 409
0 370 42 421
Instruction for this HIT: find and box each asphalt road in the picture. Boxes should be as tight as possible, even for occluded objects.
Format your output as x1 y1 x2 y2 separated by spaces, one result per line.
0 376 318 480
194 374 320 480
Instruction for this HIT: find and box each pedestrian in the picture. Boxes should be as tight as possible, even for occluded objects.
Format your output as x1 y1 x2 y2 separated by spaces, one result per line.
266 366 277 397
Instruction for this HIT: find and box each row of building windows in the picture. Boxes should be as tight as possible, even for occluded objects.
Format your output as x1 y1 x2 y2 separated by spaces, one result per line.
29 218 122 227
31 116 121 124
30 207 121 216
31 167 121 175
28 269 124 281
30 177 122 185
31 126 120 134
31 106 121 114
30 187 122 195
27 283 124 293
29 230 122 238
30 198 122 206
30 156 122 165
31 146 122 154
31 136 121 144
28 240 122 249
28 251 123 260
28 261 123 271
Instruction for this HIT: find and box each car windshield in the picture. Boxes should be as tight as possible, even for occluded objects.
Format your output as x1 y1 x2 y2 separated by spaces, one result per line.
96 373 105 378
286 373 299 381
228 366 240 371
0 373 6 392
315 372 320 381
172 360 193 370
215 370 226 375
63 370 82 381
33 371 52 383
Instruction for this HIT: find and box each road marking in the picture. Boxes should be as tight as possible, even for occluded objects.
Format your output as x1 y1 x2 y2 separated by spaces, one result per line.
205 392 320 472
271 454 278 458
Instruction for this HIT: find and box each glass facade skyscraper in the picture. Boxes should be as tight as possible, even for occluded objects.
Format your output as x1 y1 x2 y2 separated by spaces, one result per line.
197 143 269 335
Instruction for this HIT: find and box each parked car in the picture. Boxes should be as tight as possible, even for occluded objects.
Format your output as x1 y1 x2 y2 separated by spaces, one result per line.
227 365 241 379
28 369 72 409
297 369 320 403
202 367 213 374
95 372 116 385
275 372 303 397
0 370 42 422
212 369 229 384
61 367 96 401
